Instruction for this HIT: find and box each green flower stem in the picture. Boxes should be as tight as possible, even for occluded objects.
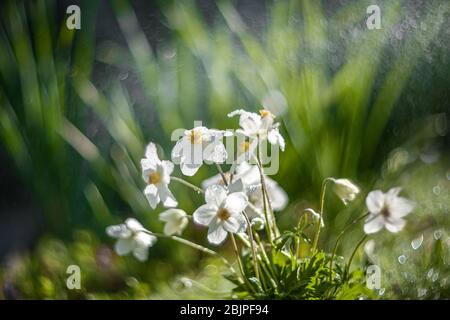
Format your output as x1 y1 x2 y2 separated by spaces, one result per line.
295 212 308 258
345 234 368 278
311 177 334 253
242 211 261 283
230 233 256 293
170 176 204 194
255 148 280 238
254 232 279 286
140 229 241 283
215 163 229 186
329 212 370 281
255 152 274 244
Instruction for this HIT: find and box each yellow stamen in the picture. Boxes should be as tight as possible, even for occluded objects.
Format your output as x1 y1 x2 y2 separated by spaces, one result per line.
188 129 203 144
217 208 231 221
259 109 275 118
147 172 161 185
239 141 251 153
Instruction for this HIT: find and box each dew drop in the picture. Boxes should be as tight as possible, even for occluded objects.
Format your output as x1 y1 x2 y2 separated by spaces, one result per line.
398 255 407 264
427 268 434 278
432 185 441 196
434 230 443 240
411 234 424 250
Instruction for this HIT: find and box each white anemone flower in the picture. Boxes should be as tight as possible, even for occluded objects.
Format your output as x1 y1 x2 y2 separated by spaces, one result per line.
364 187 415 234
193 185 248 245
228 109 285 151
201 161 288 220
171 127 230 176
332 178 360 205
106 218 156 262
141 142 177 209
159 208 189 236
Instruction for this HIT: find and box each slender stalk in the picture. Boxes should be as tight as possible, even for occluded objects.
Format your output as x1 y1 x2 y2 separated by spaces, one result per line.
329 212 370 281
311 177 333 253
140 229 240 282
215 163 229 186
345 234 368 278
170 176 204 194
255 148 279 238
255 153 273 243
254 232 279 285
243 211 261 282
230 233 256 292
295 212 308 258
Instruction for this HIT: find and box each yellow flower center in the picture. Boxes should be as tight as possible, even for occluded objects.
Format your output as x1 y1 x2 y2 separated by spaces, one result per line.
188 129 203 144
147 172 161 185
259 109 275 118
217 208 231 221
239 141 251 153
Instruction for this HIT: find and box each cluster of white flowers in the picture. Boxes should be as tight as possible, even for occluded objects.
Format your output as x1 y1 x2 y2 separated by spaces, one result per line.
105 108 415 262
106 109 287 260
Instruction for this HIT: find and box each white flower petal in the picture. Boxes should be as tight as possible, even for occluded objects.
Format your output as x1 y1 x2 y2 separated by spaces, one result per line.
205 184 228 207
180 161 202 176
133 246 149 262
144 184 160 209
125 218 144 232
387 196 415 219
193 204 217 226
385 218 406 233
207 219 228 245
141 158 156 173
158 184 178 208
366 190 385 214
265 179 288 211
268 128 285 151
134 232 157 248
223 214 247 234
203 140 227 163
144 142 160 164
161 160 175 179
160 209 188 236
363 214 385 234
114 238 134 256
106 224 131 239
171 137 186 164
224 192 248 213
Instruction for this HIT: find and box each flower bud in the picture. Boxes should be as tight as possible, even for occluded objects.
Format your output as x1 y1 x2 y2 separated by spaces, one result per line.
251 217 265 231
332 178 360 205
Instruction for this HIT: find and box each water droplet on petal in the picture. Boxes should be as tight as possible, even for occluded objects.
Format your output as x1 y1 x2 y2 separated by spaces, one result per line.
398 255 407 264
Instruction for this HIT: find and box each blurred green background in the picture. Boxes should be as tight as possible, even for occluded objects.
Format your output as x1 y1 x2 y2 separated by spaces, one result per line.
0 0 448 299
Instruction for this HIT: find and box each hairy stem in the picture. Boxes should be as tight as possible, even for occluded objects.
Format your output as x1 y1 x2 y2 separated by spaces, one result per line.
329 212 370 281
140 229 241 282
311 177 333 253
170 176 204 194
345 234 368 278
